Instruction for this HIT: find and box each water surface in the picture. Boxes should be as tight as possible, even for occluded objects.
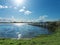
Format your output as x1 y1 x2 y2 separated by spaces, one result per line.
0 23 50 39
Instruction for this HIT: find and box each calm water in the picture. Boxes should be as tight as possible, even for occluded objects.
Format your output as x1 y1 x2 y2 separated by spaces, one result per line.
0 23 50 39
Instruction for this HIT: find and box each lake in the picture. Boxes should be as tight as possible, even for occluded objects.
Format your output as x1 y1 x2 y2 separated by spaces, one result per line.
0 23 50 39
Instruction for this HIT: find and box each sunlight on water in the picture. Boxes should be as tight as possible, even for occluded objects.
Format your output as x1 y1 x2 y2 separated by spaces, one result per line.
0 23 50 39
17 34 21 39
14 23 25 26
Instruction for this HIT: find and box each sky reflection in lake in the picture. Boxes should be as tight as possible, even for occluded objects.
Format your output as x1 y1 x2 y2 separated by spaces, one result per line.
0 23 50 39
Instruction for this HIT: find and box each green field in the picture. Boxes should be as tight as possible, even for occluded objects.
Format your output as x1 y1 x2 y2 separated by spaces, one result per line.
0 26 60 45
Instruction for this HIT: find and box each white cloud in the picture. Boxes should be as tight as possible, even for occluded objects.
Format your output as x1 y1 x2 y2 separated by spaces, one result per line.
0 5 3 8
4 6 8 8
0 16 16 22
19 6 26 12
0 18 11 22
24 10 32 15
19 8 25 12
36 15 48 22
0 5 16 9
19 6 32 15
0 5 32 15
0 5 8 9
39 15 48 20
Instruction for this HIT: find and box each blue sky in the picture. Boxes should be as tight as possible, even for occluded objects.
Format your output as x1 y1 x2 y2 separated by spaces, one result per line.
0 0 60 22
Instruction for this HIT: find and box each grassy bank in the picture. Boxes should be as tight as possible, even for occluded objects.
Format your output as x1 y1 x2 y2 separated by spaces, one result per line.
0 27 60 45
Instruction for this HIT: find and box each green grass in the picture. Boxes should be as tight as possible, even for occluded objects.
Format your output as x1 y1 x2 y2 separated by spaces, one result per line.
0 27 60 45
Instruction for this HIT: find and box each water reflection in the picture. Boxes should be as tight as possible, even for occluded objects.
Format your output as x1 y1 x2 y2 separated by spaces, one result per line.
13 23 26 26
0 23 50 39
